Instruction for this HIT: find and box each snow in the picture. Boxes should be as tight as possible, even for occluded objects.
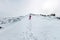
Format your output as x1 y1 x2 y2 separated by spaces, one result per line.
0 14 60 40
0 16 24 25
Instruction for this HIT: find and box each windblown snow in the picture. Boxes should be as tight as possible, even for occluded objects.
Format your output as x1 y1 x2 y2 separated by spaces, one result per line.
0 14 60 40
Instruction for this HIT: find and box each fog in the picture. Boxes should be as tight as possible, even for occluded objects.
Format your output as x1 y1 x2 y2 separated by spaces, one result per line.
0 0 60 17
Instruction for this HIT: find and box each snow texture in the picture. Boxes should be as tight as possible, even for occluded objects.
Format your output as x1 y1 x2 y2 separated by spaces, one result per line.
0 14 60 40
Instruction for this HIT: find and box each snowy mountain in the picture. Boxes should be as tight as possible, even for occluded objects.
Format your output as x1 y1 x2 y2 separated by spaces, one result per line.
0 14 60 40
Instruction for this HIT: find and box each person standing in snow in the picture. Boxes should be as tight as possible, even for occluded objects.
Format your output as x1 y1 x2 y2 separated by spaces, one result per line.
29 14 31 20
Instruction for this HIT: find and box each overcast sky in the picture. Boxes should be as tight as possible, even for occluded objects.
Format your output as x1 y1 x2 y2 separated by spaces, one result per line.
0 0 60 17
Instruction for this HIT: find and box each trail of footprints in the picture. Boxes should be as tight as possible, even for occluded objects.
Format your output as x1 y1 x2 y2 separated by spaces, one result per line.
20 31 37 40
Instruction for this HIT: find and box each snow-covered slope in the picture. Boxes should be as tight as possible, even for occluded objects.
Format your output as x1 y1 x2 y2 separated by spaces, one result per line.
31 15 60 40
0 16 24 25
0 14 60 40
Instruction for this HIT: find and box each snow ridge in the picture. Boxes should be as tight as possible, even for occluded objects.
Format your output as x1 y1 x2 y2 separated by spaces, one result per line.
0 13 60 25
0 16 24 25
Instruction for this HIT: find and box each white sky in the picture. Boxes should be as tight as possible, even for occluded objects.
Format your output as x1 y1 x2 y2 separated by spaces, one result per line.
0 0 60 17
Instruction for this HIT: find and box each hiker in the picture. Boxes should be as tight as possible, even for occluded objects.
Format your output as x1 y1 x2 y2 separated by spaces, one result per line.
29 14 31 20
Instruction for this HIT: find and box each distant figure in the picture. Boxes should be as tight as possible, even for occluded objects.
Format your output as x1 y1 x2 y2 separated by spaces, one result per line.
50 14 55 16
29 14 31 20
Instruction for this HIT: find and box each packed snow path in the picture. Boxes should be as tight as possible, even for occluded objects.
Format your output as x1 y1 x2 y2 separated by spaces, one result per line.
0 14 60 40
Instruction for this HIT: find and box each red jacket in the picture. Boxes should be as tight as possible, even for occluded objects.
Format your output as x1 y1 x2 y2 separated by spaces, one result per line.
29 15 31 20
